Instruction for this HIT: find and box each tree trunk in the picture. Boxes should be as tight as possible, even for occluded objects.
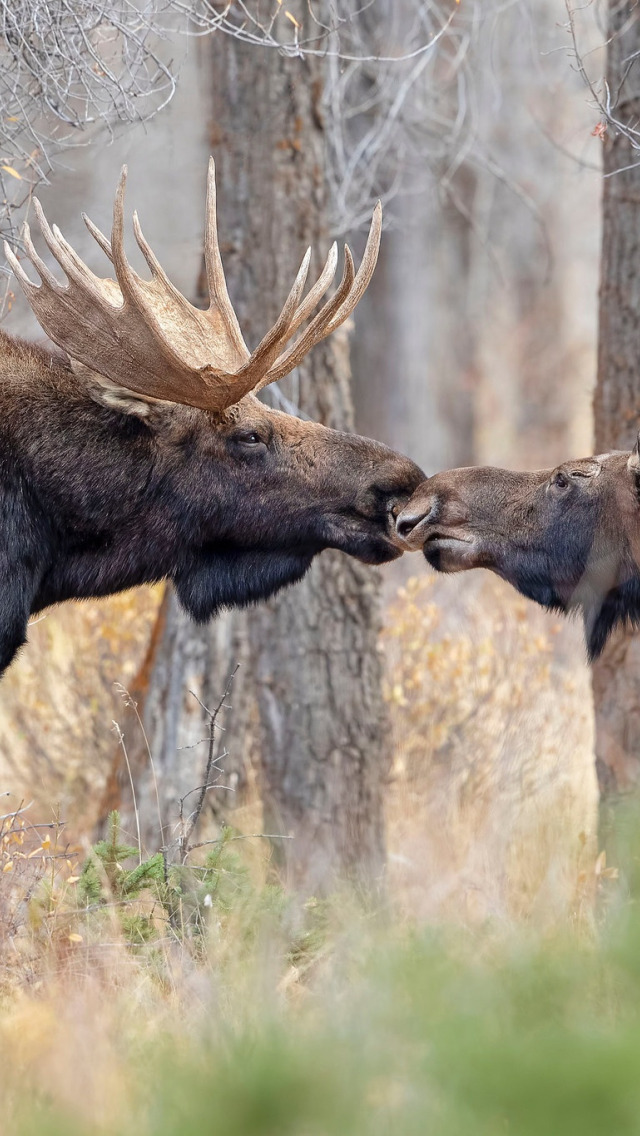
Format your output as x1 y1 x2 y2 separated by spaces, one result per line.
102 5 389 889
594 1 640 793
352 182 476 476
209 10 387 893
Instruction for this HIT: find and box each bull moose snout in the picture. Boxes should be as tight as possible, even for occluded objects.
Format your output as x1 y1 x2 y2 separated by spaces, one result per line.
396 493 438 546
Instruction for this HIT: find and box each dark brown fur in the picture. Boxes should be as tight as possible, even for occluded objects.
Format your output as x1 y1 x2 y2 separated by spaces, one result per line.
396 440 640 659
0 331 423 675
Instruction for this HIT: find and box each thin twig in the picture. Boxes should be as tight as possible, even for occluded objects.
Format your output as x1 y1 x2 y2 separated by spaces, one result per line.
112 720 142 865
185 833 294 855
114 682 165 846
179 665 239 859
0 802 33 823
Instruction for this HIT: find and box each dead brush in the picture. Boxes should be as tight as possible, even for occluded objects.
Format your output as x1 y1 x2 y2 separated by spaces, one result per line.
0 798 362 1131
0 799 87 990
382 572 599 925
0 586 160 830
0 670 295 1000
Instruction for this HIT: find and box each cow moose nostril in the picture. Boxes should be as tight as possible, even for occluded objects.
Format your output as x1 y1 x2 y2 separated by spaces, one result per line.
396 498 436 541
397 514 424 539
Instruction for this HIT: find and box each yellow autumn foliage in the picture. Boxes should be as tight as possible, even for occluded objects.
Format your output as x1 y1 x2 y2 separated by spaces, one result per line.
0 570 598 931
382 572 598 924
0 587 161 830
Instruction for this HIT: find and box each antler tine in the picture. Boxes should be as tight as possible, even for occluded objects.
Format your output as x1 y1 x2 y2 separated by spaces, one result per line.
31 199 109 305
109 166 143 307
87 190 207 314
108 165 216 376
256 246 355 389
324 201 382 335
132 211 168 281
52 223 112 294
255 203 382 391
82 212 113 263
4 239 40 295
232 246 312 388
284 241 338 342
132 207 226 340
204 156 247 358
240 242 341 390
132 210 204 314
21 221 65 292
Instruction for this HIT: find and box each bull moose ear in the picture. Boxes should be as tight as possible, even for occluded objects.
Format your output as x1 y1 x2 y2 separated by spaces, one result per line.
73 363 167 421
88 383 155 420
627 432 640 491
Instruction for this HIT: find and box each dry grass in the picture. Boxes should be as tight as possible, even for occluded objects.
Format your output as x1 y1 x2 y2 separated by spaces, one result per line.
0 572 598 924
0 794 629 1136
383 572 597 925
0 587 160 831
0 571 625 1135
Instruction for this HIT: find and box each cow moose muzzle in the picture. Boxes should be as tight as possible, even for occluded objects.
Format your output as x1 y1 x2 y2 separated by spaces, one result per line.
396 479 480 571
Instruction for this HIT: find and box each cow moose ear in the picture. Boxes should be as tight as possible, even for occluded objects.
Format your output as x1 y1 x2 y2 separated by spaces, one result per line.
627 432 640 492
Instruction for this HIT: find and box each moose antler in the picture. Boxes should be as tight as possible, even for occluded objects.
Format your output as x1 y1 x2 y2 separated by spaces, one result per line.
4 159 382 413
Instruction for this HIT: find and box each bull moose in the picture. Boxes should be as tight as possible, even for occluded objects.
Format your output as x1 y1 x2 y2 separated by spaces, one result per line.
396 441 640 660
0 159 423 677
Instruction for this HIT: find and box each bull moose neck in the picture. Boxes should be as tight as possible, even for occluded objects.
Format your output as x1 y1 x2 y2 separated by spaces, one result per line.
0 161 423 676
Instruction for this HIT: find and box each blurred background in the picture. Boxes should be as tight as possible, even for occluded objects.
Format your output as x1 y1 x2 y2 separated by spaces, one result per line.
0 0 608 920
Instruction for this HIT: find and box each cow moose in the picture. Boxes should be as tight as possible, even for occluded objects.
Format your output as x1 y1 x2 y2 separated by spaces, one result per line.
0 159 423 677
396 441 640 660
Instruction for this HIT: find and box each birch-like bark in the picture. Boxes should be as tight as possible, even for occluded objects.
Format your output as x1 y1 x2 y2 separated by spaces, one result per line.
593 2 640 792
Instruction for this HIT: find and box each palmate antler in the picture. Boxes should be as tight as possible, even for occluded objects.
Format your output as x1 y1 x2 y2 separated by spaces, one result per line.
4 158 382 413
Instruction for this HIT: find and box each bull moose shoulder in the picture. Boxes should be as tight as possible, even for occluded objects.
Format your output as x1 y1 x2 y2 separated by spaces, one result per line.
396 443 640 660
0 160 423 676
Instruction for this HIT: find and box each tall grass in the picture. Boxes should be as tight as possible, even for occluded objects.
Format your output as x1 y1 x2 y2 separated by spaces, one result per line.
0 573 613 1134
383 573 596 923
0 802 638 1136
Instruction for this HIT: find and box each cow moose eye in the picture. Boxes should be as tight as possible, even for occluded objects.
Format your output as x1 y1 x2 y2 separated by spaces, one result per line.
552 471 570 491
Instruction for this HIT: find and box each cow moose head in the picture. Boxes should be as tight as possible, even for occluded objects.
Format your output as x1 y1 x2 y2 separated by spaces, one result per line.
0 160 423 675
396 441 640 660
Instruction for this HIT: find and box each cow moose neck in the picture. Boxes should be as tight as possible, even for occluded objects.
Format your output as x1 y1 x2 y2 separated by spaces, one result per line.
0 162 423 676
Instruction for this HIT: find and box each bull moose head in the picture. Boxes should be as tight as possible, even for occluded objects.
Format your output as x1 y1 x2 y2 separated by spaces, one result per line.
0 160 423 676
396 440 640 660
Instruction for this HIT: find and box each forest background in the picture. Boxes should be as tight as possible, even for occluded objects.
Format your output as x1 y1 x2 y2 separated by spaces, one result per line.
0 0 606 913
4 3 640 1132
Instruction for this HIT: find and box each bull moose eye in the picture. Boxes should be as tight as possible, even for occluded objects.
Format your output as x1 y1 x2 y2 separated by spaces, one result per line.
232 429 265 447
